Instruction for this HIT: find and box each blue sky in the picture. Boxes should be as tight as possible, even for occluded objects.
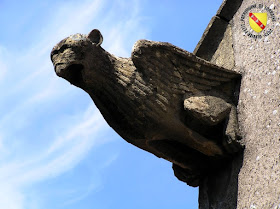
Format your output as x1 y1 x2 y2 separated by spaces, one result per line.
0 0 223 208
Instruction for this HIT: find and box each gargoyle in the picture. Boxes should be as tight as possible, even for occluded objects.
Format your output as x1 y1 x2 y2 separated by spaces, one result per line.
51 29 242 187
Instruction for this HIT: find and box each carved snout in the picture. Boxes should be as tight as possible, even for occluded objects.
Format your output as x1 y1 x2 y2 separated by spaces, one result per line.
54 62 85 87
51 29 104 88
51 48 85 87
51 41 87 87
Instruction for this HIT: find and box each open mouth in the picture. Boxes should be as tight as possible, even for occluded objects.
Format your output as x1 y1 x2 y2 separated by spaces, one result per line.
65 64 84 87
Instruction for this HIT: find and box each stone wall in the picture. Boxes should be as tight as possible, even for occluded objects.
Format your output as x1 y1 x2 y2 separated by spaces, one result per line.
233 0 280 208
196 0 280 208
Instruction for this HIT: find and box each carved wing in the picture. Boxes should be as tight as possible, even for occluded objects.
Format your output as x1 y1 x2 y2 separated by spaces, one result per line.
131 40 240 92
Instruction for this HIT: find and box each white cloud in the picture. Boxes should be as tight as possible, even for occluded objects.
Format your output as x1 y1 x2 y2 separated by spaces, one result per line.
0 0 147 208
0 184 24 209
0 60 7 81
0 106 108 185
0 46 8 82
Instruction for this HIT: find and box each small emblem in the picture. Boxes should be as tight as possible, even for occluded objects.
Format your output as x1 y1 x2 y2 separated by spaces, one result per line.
249 13 267 33
240 4 276 39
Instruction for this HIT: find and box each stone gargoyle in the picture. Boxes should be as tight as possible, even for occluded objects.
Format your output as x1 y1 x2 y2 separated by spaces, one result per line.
51 29 242 187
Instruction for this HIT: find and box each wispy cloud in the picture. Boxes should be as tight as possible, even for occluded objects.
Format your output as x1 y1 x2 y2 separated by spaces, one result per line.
0 106 108 184
0 47 7 82
0 0 147 208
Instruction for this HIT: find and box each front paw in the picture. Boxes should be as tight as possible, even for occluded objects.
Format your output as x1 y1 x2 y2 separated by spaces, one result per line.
223 127 244 154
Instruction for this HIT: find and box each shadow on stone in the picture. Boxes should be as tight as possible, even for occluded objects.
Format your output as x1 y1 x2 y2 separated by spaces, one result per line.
199 150 244 209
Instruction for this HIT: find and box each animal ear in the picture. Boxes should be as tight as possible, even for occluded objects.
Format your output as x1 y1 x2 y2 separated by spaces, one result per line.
87 29 103 46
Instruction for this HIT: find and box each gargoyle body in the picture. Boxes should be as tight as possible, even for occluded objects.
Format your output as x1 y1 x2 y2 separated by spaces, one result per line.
51 29 242 186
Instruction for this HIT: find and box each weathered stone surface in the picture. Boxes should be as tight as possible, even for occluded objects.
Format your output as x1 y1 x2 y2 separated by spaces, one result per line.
51 30 242 187
184 95 232 125
198 152 243 209
216 0 243 21
232 0 280 208
194 1 244 208
196 0 280 208
194 16 229 62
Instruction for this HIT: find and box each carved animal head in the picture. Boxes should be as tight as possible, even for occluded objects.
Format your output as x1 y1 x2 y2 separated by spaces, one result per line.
51 29 112 89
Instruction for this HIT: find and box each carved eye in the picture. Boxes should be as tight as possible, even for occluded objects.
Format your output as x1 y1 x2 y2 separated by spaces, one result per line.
50 44 71 62
51 45 65 58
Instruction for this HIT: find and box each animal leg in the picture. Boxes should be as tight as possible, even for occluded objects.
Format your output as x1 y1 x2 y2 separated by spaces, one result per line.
223 106 243 153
